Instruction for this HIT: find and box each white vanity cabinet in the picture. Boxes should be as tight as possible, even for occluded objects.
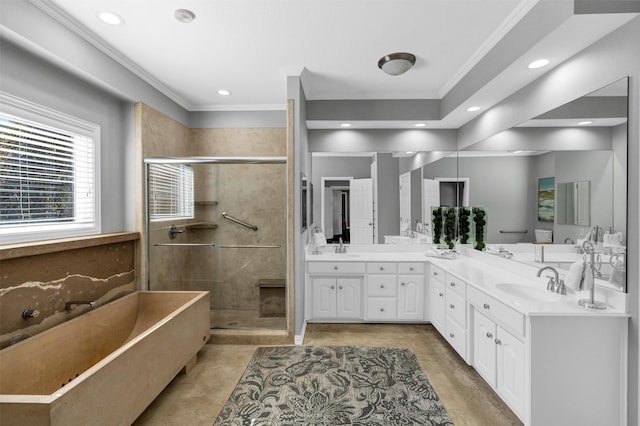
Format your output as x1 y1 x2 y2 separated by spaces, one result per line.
428 264 446 333
473 310 525 417
444 273 469 362
307 262 364 320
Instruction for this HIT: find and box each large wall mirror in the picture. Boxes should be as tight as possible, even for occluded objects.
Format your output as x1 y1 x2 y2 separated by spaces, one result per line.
422 78 628 292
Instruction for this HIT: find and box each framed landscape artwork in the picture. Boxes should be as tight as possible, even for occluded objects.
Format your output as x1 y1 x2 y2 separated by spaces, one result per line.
538 177 555 222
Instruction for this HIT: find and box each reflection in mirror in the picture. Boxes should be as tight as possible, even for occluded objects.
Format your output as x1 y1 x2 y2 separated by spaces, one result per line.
456 77 628 292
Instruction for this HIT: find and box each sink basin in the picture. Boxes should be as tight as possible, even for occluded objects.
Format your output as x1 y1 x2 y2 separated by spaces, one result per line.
495 283 563 302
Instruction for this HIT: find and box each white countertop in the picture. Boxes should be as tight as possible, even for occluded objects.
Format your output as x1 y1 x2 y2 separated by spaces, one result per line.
306 245 628 317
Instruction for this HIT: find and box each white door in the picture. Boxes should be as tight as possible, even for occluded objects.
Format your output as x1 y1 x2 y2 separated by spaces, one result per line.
399 172 411 225
423 179 440 237
350 178 373 244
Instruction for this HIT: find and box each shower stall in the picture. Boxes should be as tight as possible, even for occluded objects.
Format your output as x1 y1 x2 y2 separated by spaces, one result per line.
144 157 287 331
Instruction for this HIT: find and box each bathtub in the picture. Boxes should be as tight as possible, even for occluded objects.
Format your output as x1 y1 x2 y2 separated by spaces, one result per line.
0 291 210 426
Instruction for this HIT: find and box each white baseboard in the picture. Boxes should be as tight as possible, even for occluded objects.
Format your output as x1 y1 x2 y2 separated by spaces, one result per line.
294 321 307 345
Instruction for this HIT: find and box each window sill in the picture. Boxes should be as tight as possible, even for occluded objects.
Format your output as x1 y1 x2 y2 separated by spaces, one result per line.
0 232 140 260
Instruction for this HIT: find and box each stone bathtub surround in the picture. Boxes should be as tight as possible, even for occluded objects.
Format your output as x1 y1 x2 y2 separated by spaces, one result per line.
0 290 210 426
0 233 139 349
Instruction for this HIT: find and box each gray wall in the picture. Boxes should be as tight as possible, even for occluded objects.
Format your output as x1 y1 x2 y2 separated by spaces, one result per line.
0 40 135 233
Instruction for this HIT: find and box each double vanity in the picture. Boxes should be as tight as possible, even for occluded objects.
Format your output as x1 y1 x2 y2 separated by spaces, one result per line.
304 244 629 425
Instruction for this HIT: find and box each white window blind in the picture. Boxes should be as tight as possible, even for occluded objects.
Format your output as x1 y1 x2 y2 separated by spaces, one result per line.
148 163 194 221
0 92 100 244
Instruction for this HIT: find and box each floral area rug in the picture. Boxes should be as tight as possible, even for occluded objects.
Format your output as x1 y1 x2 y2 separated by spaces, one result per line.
213 346 454 425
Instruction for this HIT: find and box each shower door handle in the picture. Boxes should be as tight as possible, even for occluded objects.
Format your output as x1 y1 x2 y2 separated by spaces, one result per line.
221 212 258 231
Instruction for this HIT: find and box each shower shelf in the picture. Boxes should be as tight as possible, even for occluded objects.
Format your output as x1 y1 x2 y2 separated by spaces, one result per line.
194 200 218 206
185 222 218 229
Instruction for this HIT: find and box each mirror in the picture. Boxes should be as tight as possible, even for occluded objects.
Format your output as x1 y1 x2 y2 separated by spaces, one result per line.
453 78 628 292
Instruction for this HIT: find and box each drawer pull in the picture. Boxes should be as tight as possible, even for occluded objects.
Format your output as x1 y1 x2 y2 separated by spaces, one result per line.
334 266 338 271
380 267 384 271
495 339 502 345
380 284 385 288
409 267 414 271
433 271 438 276
483 303 490 310
401 282 405 286
449 304 455 309
450 282 456 287
449 333 455 338
486 332 493 339
330 286 335 290
439 292 444 297
380 308 385 312
339 286 343 290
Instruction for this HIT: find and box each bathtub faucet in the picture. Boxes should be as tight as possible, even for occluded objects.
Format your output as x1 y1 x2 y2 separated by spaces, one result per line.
65 300 99 311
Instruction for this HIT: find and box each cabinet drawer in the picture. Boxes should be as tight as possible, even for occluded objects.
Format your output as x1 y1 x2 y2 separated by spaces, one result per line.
398 262 424 274
367 262 397 274
367 297 397 320
308 262 365 274
446 273 466 297
446 289 466 326
467 286 525 338
367 275 397 297
429 264 445 284
445 316 467 360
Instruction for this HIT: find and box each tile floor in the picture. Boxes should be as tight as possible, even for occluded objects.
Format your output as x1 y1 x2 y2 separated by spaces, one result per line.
133 323 522 426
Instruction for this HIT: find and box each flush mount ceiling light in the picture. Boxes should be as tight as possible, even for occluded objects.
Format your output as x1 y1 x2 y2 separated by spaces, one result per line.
98 12 125 26
378 52 416 76
528 58 550 69
174 9 196 23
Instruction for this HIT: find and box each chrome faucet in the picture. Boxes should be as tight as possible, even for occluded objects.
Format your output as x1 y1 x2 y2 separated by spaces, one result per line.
335 237 347 254
65 300 99 311
536 266 566 294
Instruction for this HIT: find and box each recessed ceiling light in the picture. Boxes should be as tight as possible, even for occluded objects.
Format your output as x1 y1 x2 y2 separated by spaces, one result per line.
98 12 125 26
578 120 593 125
415 123 427 127
174 9 196 23
528 59 550 69
406 151 415 154
466 106 481 112
217 89 231 96
340 123 352 128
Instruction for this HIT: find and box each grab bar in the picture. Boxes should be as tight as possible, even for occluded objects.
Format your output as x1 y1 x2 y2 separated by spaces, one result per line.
221 212 258 231
154 243 216 247
499 230 528 234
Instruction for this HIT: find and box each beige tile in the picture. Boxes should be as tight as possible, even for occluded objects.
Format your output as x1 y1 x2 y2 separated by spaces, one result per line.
134 323 522 426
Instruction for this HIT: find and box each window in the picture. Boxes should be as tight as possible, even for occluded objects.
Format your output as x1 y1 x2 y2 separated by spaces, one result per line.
148 163 194 221
0 93 100 244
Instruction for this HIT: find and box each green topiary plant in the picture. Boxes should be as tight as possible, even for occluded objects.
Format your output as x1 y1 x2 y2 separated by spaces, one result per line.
458 207 471 244
444 207 457 249
432 207 443 244
473 207 487 251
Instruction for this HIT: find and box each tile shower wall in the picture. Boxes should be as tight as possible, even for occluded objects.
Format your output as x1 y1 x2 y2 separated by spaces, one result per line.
0 235 137 349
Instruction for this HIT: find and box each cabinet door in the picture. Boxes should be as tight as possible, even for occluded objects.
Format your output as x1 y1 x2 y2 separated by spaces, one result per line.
311 277 337 318
496 328 525 417
336 278 362 319
429 281 445 334
473 311 497 387
398 275 424 320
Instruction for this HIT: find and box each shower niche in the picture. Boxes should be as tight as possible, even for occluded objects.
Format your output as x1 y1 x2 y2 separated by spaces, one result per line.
145 157 287 331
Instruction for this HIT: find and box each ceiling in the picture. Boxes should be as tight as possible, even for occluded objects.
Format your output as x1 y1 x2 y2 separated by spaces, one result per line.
36 0 636 129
